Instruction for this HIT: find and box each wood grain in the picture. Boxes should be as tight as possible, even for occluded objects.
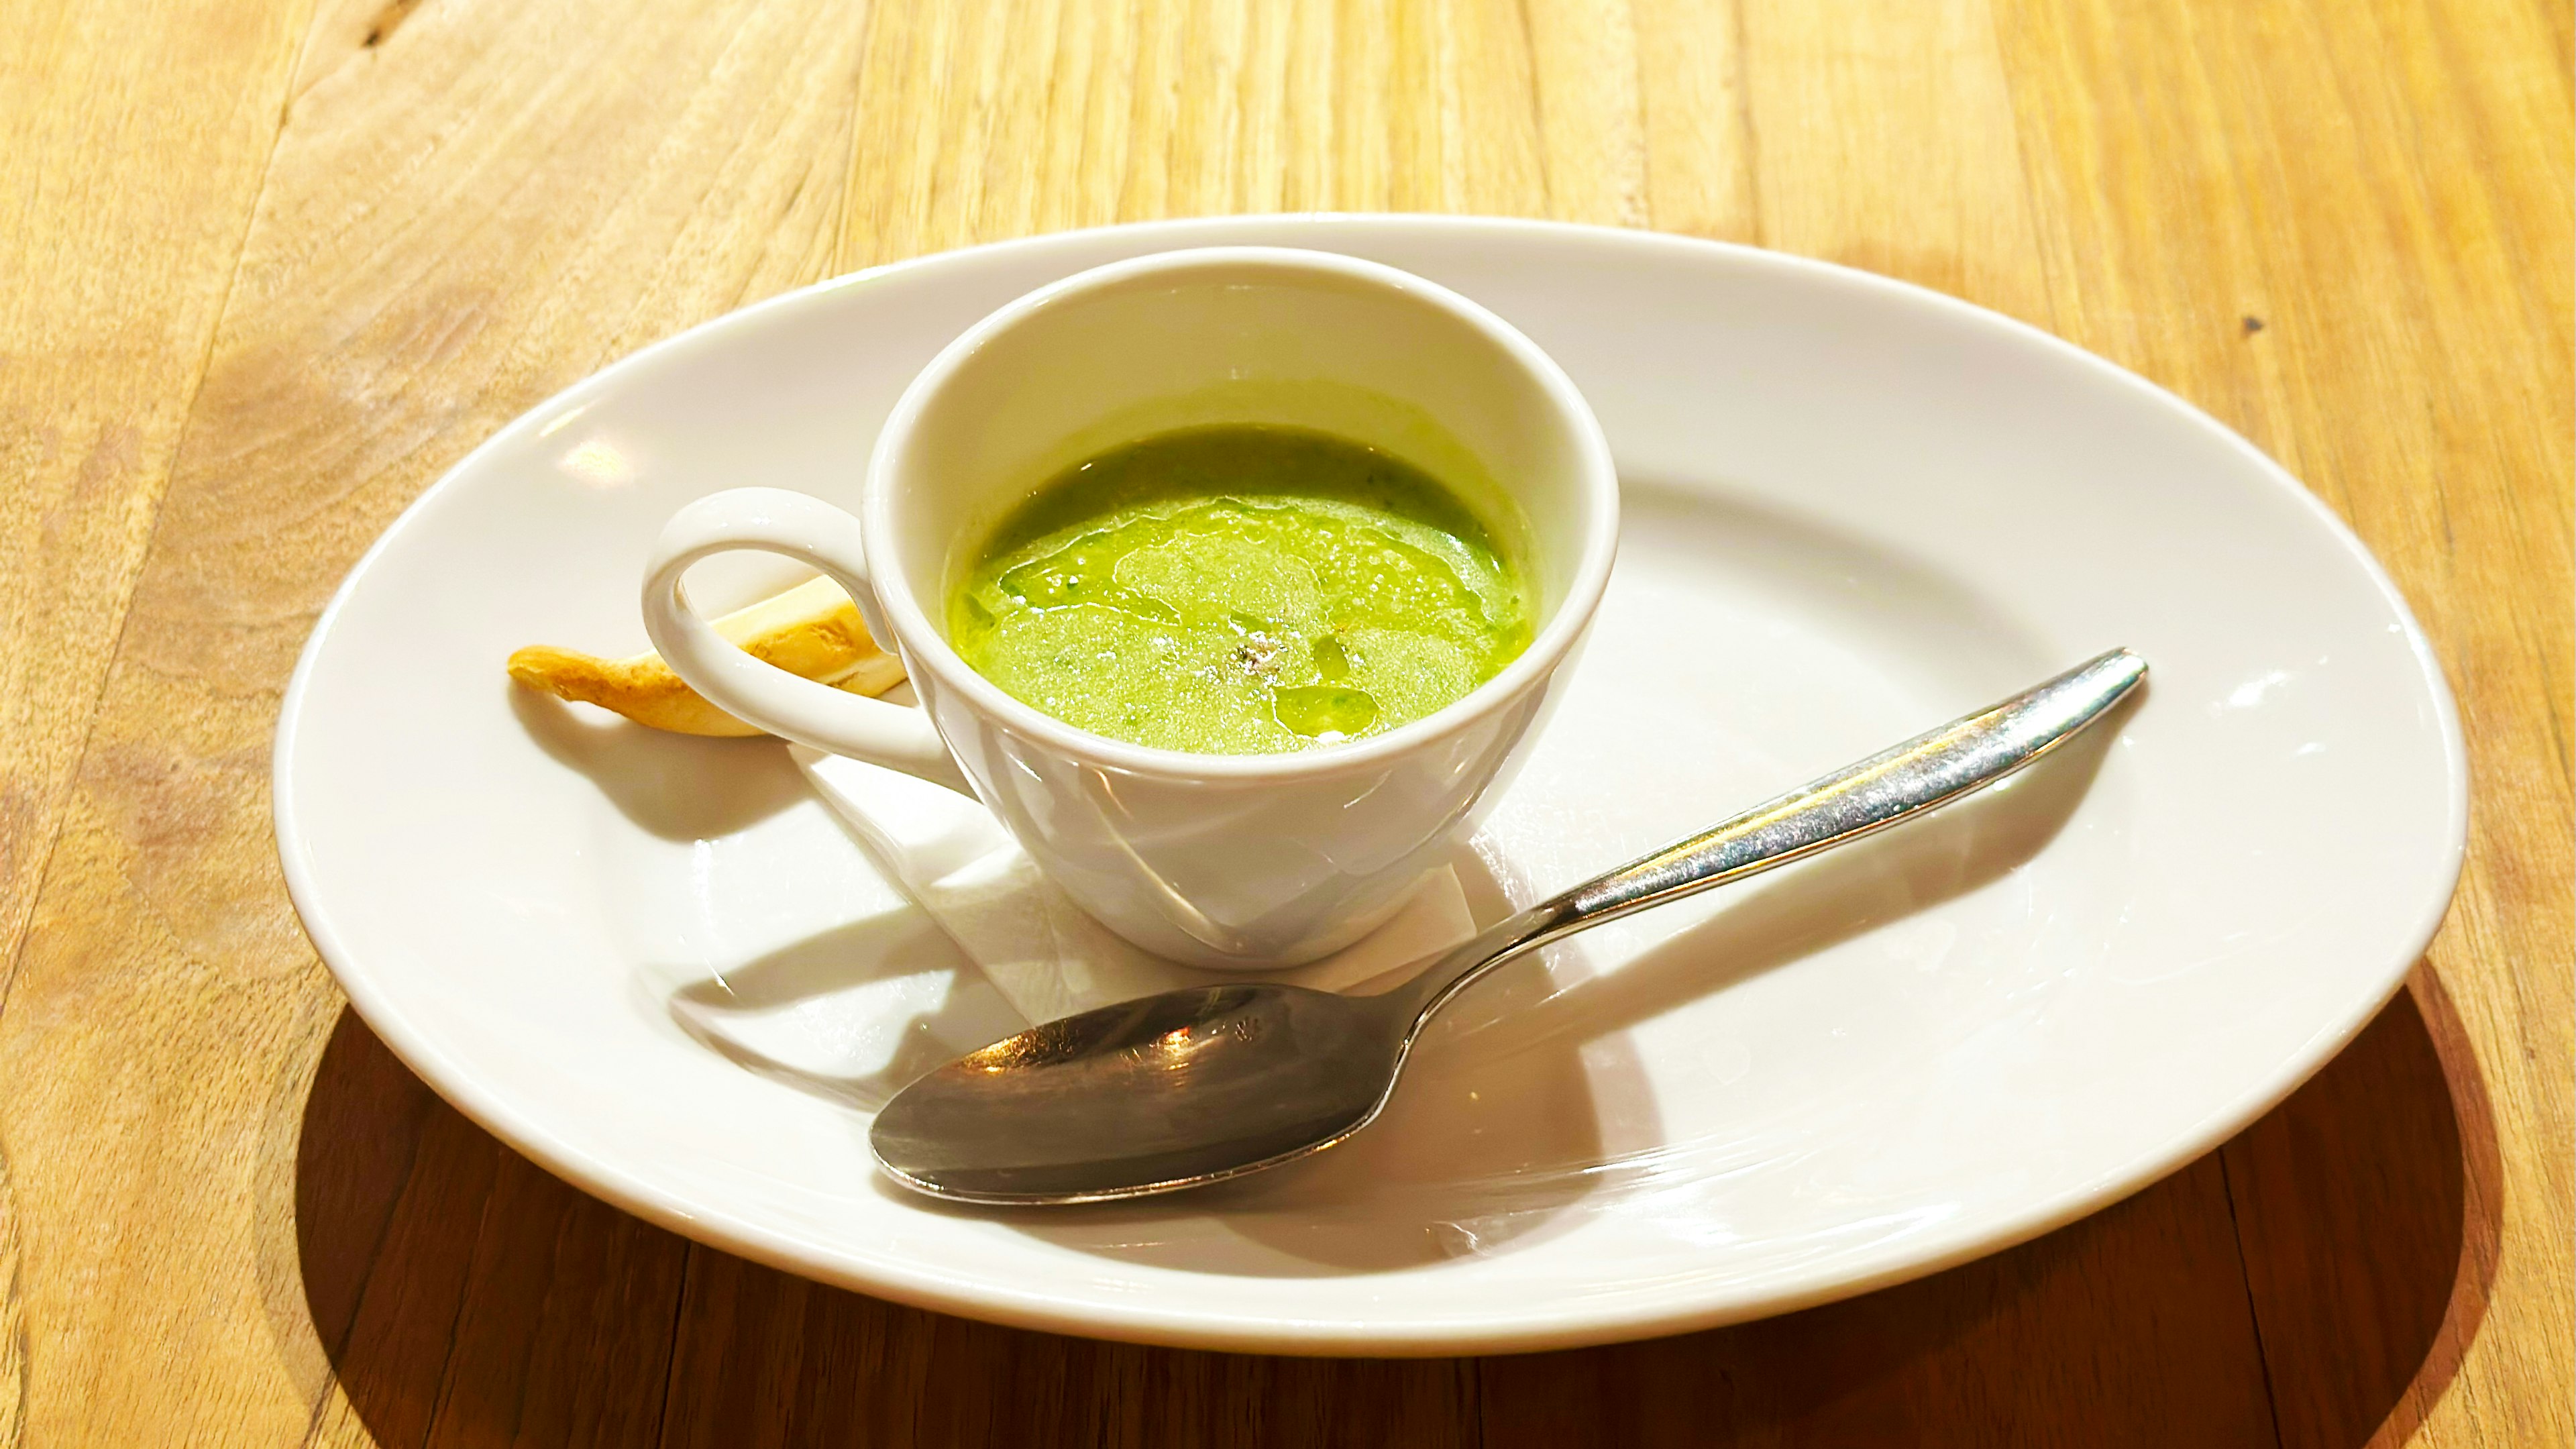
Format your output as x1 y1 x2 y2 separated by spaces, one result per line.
0 0 868 1438
0 0 2563 1443
0 0 313 1036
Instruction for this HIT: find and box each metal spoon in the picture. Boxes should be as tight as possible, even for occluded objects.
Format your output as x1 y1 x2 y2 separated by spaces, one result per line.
871 648 2147 1205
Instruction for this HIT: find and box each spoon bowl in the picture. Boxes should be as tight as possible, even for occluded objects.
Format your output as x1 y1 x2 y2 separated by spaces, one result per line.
873 649 2148 1205
871 984 1408 1203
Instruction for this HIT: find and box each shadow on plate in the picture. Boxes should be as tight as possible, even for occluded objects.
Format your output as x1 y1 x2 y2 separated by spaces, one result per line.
1461 679 2127 1060
635 834 1630 1271
511 684 810 840
287 959 2497 1446
660 908 1012 1114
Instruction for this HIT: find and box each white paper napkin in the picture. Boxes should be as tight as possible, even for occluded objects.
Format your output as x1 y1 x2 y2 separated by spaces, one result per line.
792 746 1477 1025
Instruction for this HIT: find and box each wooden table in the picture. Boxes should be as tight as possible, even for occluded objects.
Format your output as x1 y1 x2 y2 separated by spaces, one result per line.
3 0 2566 1442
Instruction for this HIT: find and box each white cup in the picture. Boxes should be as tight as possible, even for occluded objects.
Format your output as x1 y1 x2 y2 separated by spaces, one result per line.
643 248 1618 969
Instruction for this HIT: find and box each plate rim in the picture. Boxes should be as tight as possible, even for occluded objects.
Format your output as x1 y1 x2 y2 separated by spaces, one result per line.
273 213 2469 1354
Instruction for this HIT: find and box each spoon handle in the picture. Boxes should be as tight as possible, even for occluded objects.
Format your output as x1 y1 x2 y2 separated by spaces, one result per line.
1403 648 2147 1023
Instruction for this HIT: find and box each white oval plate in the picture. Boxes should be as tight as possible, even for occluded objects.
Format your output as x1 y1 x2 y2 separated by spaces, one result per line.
276 217 2464 1354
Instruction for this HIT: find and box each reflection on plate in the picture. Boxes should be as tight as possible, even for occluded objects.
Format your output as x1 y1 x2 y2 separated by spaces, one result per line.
276 217 2463 1353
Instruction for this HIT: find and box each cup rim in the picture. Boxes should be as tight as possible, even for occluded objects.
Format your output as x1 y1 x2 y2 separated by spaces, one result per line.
861 245 1621 782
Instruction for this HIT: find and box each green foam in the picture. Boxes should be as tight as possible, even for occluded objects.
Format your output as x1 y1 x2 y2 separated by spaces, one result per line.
949 425 1532 754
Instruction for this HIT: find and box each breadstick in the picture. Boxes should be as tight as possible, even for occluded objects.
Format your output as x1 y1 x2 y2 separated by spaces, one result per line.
508 576 905 736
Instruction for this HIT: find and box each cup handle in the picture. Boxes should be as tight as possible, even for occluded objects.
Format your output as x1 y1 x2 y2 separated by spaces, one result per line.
641 488 969 793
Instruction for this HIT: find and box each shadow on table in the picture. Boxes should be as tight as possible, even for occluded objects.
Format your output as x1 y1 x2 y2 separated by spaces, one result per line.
292 963 2498 1448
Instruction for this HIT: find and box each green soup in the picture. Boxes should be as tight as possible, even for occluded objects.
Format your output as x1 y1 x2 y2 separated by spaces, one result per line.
949 425 1532 754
